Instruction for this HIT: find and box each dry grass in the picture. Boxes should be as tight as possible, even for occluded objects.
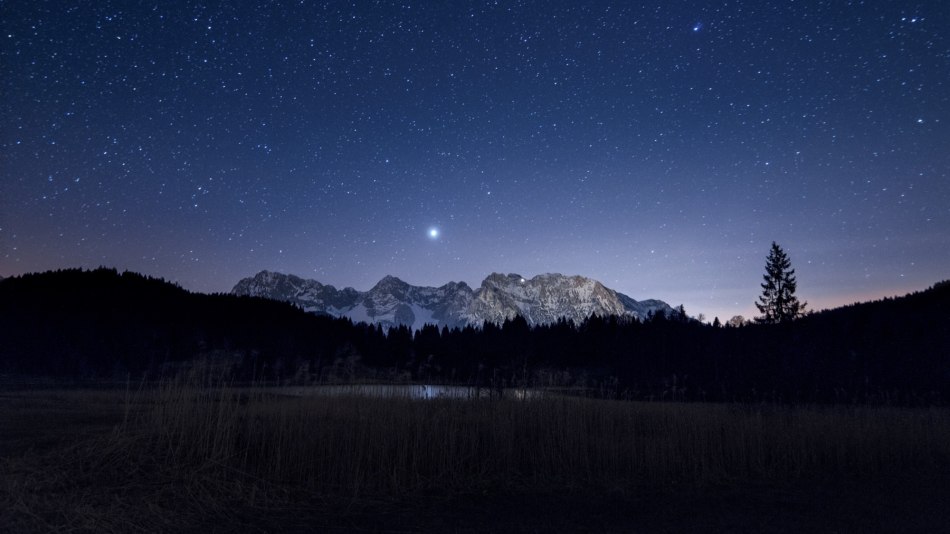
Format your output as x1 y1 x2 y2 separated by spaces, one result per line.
133 378 950 494
3 377 950 532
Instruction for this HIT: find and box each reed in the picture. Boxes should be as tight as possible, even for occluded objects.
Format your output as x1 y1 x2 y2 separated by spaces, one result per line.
123 376 950 495
4 378 950 531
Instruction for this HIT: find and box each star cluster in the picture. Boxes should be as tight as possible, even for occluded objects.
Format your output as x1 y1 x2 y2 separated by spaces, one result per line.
2 1 948 320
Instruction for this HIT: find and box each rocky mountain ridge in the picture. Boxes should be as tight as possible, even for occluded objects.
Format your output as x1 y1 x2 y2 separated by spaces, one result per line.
232 271 673 330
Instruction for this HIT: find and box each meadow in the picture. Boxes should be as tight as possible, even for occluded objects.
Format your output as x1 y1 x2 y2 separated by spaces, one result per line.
2 376 950 532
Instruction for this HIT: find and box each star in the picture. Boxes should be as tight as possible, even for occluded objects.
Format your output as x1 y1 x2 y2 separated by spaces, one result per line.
2 1 946 323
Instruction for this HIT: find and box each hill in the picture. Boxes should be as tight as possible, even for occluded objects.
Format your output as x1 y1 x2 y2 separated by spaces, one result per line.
1 268 948 403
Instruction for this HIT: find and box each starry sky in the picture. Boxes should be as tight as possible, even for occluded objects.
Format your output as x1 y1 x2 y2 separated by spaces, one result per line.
2 1 949 322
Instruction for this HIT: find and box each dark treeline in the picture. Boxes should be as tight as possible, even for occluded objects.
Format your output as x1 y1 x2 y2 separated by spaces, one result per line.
1 268 948 404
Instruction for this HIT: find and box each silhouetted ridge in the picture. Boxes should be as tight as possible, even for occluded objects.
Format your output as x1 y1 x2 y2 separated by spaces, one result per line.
0 268 360 379
2 268 948 404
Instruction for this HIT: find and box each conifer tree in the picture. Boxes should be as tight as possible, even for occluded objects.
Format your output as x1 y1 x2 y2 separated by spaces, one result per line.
755 242 806 324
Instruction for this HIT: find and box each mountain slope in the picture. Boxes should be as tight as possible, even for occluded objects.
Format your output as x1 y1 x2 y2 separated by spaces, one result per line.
232 271 672 329
232 271 362 313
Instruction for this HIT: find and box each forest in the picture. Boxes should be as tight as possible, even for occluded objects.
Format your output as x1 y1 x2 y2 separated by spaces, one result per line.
1 267 948 404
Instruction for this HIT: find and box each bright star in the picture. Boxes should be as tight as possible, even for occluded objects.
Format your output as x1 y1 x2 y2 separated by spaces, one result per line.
428 227 439 239
692 22 703 32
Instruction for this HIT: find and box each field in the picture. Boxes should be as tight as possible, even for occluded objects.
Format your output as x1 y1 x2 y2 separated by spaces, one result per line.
2 378 950 533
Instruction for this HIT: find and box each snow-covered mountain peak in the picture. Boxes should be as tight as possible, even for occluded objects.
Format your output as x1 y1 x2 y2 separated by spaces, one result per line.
232 271 673 330
369 275 412 296
374 274 408 286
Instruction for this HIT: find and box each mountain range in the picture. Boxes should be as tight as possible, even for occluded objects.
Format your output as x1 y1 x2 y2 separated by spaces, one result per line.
232 271 674 330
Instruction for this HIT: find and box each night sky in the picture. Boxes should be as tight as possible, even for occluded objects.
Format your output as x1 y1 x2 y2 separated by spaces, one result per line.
2 1 948 321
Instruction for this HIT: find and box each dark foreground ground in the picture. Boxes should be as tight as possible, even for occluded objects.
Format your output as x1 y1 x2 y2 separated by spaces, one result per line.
1 388 948 533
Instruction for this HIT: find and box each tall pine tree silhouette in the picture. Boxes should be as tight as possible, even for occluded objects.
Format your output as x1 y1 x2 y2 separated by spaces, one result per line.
755 242 806 324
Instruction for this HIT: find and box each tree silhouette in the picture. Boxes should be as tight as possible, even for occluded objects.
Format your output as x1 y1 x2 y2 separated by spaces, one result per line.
726 315 746 328
755 242 807 324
